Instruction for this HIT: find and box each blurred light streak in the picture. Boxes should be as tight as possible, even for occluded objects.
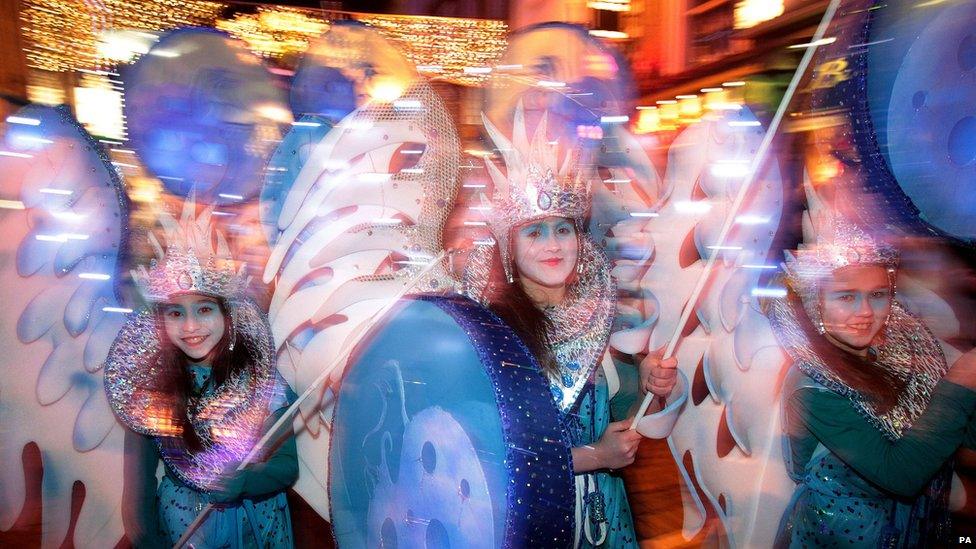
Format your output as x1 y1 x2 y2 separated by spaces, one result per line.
6 116 41 126
0 200 26 209
588 30 628 39
735 215 770 225
789 37 837 49
710 161 751 178
751 287 787 297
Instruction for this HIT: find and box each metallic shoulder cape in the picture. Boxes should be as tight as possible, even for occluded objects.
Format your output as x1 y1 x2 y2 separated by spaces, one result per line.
462 236 616 412
767 295 948 440
104 298 279 492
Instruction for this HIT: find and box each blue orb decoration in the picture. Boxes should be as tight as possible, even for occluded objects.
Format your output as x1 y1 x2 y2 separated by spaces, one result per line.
884 2 976 239
330 296 574 548
290 65 357 120
290 20 416 121
124 28 289 206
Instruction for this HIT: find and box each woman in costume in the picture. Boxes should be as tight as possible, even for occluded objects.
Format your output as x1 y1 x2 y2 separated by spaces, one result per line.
462 108 678 548
768 216 976 547
104 208 297 548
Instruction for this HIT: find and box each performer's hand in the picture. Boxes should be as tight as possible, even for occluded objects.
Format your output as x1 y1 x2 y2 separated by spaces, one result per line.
945 346 976 391
209 470 247 504
594 419 642 470
639 350 678 398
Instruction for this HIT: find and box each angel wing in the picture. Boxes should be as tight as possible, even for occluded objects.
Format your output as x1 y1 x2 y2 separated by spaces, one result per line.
604 106 792 547
261 81 459 520
0 105 128 547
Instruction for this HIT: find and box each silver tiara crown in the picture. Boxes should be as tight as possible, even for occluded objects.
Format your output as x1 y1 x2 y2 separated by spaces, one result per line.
481 103 590 280
132 201 249 303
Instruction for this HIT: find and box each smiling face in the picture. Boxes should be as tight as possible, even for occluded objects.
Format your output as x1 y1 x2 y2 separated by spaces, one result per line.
160 294 227 363
512 216 579 299
819 264 893 353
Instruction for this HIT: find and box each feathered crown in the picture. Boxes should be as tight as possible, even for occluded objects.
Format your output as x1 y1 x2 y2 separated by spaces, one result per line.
132 200 249 303
481 103 591 281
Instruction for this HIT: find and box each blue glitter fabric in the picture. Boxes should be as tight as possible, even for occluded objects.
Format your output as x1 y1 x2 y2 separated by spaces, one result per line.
565 371 639 548
157 364 294 548
778 373 952 548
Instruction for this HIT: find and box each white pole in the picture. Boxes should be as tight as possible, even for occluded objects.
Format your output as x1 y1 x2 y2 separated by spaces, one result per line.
173 252 446 548
630 0 843 429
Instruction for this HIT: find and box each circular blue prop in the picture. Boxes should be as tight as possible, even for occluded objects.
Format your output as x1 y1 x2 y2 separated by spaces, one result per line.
290 65 357 121
330 295 574 548
819 0 976 241
290 20 417 121
124 28 289 205
486 21 635 134
884 2 976 239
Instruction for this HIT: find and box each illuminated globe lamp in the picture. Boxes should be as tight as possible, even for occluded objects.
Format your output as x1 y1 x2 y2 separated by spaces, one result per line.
291 20 417 120
124 28 291 206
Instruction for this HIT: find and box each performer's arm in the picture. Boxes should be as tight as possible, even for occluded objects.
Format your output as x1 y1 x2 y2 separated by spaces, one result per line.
211 404 299 502
571 419 642 473
121 429 166 549
788 379 976 498
965 417 976 450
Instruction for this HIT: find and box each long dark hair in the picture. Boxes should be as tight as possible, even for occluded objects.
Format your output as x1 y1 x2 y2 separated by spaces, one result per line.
155 298 252 452
787 287 906 413
481 249 561 377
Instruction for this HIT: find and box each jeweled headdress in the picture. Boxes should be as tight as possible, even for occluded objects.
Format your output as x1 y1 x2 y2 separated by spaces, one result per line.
105 203 280 492
463 105 614 412
769 208 946 439
782 211 899 332
481 103 592 281
132 200 249 303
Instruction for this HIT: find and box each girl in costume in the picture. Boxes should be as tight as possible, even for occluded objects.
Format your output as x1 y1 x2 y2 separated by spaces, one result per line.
104 207 297 548
462 107 679 548
768 215 976 548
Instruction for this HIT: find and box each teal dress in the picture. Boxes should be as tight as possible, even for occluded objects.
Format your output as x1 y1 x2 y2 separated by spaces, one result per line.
153 365 297 548
779 369 976 548
563 354 640 548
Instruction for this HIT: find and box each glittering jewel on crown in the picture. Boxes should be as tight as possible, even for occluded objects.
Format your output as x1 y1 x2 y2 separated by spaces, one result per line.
131 201 249 303
480 103 591 280
783 212 898 288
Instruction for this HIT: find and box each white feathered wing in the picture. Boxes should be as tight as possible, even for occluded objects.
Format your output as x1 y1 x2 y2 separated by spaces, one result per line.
0 105 127 547
261 82 459 520
606 107 793 547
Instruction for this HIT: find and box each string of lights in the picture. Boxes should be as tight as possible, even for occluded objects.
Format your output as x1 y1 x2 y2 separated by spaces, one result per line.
20 1 508 86
20 0 223 72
